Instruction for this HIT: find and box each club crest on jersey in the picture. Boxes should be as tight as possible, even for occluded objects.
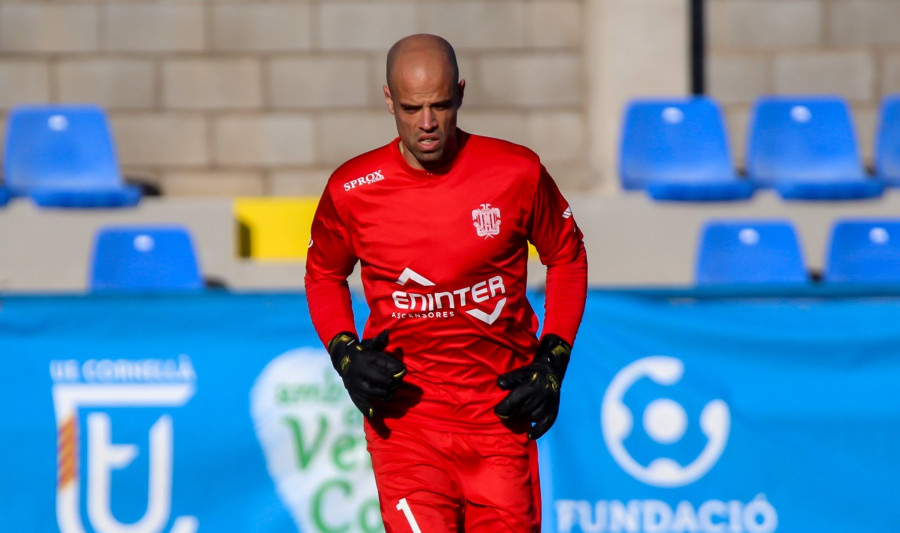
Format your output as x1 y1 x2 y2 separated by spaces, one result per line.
472 203 501 239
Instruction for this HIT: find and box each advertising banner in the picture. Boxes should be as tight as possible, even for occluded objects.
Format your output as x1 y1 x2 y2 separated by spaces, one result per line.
2 290 899 532
539 291 900 533
0 292 377 533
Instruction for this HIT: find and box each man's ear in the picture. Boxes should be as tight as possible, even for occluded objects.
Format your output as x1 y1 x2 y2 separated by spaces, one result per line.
383 85 395 114
457 79 466 107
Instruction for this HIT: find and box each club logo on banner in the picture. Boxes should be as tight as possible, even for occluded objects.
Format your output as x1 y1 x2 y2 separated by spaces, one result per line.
50 355 199 533
251 347 382 533
601 356 730 488
554 356 779 533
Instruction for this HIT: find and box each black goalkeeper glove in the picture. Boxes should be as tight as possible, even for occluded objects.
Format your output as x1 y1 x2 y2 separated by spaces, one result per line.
494 333 571 440
327 330 407 421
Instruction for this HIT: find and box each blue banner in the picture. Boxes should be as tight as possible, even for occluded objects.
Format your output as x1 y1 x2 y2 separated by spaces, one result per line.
539 290 900 533
0 292 377 533
2 290 899 532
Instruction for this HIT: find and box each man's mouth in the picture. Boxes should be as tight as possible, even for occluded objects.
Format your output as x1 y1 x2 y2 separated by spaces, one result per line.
417 137 439 150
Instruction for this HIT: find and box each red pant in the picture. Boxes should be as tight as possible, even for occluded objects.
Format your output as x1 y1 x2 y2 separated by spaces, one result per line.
365 424 541 532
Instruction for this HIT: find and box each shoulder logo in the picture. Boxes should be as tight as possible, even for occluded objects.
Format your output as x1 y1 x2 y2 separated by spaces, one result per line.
472 203 501 239
563 206 572 219
343 169 384 191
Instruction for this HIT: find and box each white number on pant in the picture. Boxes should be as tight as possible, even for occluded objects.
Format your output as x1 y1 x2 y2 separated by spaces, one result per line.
396 498 423 533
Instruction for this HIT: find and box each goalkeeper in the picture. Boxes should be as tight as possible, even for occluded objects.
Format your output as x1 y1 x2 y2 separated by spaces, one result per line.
305 33 588 532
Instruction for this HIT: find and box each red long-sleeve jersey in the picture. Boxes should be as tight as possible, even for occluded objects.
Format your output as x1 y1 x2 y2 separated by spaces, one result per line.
305 131 587 433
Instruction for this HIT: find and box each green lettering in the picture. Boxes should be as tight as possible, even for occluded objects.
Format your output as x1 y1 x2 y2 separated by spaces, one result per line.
312 479 351 533
276 386 291 405
283 415 329 470
343 406 363 428
332 434 362 472
275 375 346 406
359 498 384 533
295 383 321 402
323 370 345 403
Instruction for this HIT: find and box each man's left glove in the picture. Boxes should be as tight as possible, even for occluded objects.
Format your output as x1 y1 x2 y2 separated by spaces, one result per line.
494 333 571 440
327 330 407 421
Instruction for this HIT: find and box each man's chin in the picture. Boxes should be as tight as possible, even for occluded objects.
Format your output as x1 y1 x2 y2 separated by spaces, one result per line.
413 149 443 162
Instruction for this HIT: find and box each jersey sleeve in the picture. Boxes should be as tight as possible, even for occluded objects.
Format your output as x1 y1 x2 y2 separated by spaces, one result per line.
304 184 359 347
526 165 588 346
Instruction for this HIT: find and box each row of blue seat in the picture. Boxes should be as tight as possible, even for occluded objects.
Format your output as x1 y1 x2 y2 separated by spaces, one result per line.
52 220 900 290
1 104 141 208
4 96 896 206
621 94 900 201
696 218 900 285
90 225 203 291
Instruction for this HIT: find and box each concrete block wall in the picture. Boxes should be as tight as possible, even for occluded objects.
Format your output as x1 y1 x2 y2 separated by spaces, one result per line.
708 0 900 170
0 0 588 196
1 0 896 197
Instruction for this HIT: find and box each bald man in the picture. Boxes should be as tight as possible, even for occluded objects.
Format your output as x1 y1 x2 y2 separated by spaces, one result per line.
305 34 588 531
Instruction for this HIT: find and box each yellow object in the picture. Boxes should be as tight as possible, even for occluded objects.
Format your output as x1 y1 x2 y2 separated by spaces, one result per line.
234 197 319 260
234 196 541 261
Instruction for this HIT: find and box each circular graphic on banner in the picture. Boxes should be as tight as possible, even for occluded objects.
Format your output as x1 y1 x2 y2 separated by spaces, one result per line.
250 348 382 533
601 356 730 488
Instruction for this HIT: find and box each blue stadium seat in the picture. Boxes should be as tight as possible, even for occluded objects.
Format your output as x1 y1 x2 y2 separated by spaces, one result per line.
618 97 753 201
89 225 203 292
824 219 900 284
0 187 9 207
875 94 900 187
696 219 809 285
745 95 883 200
3 104 141 208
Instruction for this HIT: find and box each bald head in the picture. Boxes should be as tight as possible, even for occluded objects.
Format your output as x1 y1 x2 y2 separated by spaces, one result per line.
386 34 459 93
381 34 465 172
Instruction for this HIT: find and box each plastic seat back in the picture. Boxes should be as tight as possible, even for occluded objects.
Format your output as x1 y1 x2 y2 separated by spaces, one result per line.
89 225 203 292
875 94 900 186
3 104 140 207
745 95 881 199
696 219 808 285
825 219 900 284
619 97 752 201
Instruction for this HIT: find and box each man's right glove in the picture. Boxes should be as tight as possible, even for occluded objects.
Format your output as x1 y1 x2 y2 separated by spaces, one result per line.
494 333 571 440
327 330 407 421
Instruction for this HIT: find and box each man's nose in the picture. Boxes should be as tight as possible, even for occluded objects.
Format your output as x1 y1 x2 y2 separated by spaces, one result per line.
420 108 437 130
